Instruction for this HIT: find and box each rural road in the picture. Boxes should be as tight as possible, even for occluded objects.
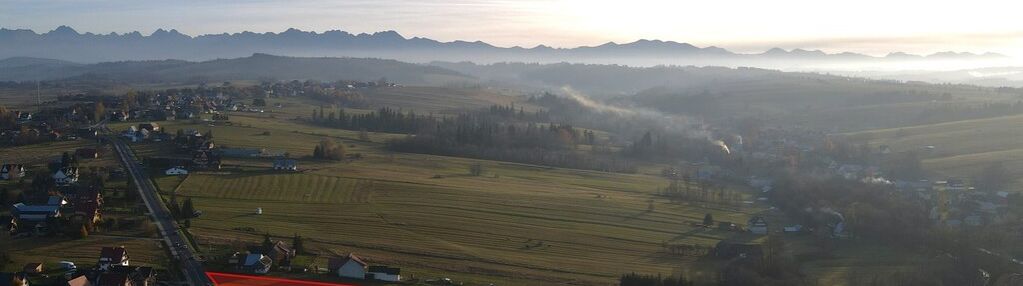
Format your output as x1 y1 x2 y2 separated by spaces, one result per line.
110 137 213 286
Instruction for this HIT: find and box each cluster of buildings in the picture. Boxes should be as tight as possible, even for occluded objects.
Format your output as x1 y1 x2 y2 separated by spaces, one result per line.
895 178 1012 228
0 246 156 286
227 240 401 282
326 254 401 282
7 150 104 237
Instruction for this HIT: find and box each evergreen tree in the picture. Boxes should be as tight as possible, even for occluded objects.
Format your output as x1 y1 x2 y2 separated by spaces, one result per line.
169 201 182 219
292 234 305 254
703 213 714 226
181 197 195 219
262 233 274 251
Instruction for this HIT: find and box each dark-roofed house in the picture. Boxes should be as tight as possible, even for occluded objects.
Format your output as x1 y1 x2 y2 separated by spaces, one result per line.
138 123 160 133
0 272 30 286
12 203 61 223
53 167 80 186
0 164 25 180
191 151 221 170
70 189 103 225
103 266 155 286
266 241 296 266
22 263 43 274
98 247 129 270
328 254 367 279
68 265 155 286
747 216 768 235
367 266 401 282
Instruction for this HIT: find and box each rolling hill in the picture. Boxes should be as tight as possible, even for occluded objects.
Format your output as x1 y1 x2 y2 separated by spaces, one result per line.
0 54 473 84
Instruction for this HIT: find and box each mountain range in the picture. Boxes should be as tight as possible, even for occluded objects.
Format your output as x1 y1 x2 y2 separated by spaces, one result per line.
0 26 1009 69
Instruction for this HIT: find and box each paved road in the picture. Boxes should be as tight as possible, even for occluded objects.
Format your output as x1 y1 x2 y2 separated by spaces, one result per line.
110 138 212 285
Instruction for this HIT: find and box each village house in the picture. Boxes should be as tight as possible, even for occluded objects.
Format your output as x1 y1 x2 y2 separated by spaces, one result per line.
15 111 32 121
109 111 130 122
266 240 297 267
237 253 272 274
0 272 30 286
272 158 297 171
98 246 130 271
67 188 103 225
0 164 25 180
53 167 80 186
22 263 43 275
367 266 402 282
67 265 156 286
76 128 99 139
329 254 368 280
191 151 221 170
10 203 62 235
138 122 160 132
747 216 768 235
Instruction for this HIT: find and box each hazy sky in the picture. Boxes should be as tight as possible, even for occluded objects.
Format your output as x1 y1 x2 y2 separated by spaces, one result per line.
4 0 1023 56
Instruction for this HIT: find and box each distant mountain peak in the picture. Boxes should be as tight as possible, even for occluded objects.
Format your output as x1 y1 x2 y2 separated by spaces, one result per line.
763 47 788 55
0 26 1012 65
47 25 79 36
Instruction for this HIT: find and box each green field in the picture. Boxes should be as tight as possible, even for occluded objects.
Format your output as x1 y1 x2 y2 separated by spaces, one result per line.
128 108 777 285
840 113 1023 189
0 85 934 285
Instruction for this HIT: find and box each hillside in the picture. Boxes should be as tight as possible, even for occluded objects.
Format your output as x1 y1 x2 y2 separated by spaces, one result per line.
0 54 472 85
432 62 1022 132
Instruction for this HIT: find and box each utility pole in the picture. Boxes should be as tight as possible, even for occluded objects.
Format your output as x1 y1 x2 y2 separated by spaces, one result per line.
36 81 41 106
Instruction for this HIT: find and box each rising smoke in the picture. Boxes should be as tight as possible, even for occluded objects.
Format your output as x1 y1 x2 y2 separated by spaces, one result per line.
558 86 732 154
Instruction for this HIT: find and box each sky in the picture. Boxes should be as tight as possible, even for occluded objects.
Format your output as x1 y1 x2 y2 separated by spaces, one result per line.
3 0 1023 56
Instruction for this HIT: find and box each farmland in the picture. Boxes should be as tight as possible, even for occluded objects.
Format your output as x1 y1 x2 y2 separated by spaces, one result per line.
141 113 765 285
118 91 921 285
0 83 934 285
840 113 1023 189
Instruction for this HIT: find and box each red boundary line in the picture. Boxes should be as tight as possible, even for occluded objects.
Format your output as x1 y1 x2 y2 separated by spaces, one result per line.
206 271 356 286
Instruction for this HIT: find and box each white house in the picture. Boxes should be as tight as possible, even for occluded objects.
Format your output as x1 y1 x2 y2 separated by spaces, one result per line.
272 159 297 171
329 254 367 279
165 167 189 176
53 167 80 186
748 216 768 235
367 266 401 282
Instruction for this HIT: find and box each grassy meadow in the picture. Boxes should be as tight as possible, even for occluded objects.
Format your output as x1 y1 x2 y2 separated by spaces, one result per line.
141 114 768 285
839 113 1023 189
114 89 922 285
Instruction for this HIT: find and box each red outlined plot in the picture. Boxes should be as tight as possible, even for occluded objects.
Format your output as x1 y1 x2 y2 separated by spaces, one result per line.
206 271 357 286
